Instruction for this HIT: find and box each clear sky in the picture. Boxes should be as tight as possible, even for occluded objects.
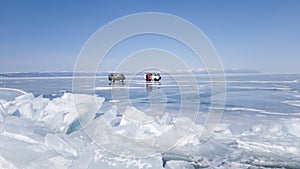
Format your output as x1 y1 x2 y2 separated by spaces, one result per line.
1 0 300 73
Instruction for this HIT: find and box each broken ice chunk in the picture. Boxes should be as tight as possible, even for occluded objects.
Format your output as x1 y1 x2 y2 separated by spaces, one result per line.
120 106 154 126
25 156 72 169
0 156 17 169
45 133 78 158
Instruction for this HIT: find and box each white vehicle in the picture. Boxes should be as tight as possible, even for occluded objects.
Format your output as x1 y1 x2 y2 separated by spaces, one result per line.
144 72 161 81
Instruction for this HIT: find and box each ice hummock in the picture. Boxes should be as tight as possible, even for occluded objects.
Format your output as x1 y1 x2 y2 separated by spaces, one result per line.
1 92 104 133
0 90 166 168
0 87 300 168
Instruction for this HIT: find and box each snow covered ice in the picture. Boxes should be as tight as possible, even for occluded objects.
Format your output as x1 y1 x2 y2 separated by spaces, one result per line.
0 73 300 168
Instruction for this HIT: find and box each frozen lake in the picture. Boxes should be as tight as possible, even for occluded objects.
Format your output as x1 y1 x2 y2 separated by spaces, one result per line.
0 72 300 168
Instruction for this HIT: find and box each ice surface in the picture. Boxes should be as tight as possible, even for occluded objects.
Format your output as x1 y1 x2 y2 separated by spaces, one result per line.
164 160 194 169
0 87 27 101
223 106 300 116
235 118 300 168
117 106 173 139
45 133 79 158
0 92 167 168
91 148 163 169
0 156 17 169
1 79 300 169
282 100 300 107
281 118 300 137
0 117 50 167
1 92 105 133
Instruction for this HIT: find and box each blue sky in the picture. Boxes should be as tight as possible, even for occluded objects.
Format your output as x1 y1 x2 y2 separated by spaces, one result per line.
1 0 300 73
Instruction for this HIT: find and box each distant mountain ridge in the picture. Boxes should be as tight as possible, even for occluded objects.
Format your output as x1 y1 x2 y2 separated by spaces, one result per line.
0 72 109 78
0 69 260 78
